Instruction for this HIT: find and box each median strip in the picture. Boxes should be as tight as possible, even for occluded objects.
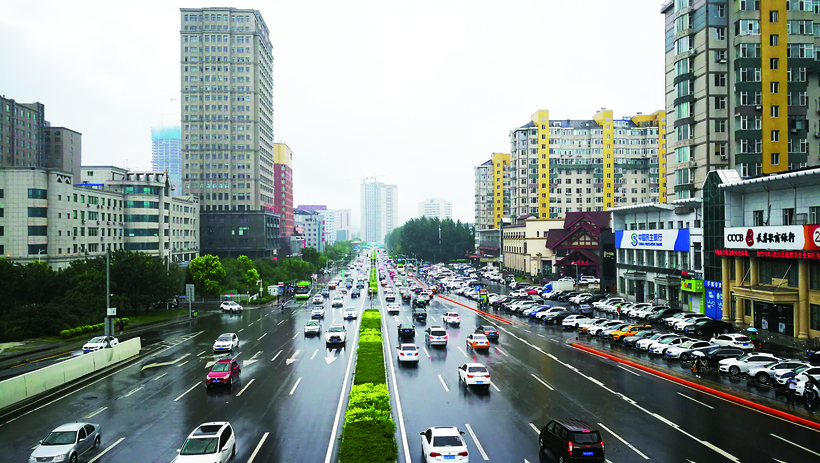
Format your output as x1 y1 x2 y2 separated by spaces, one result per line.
338 309 397 462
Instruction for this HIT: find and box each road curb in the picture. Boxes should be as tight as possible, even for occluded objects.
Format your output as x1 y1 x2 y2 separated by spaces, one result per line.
570 342 820 430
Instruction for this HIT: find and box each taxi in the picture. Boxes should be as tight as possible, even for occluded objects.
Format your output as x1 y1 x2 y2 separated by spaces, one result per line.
610 324 652 342
465 333 491 350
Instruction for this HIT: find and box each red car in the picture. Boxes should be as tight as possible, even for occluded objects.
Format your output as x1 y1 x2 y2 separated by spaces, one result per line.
524 288 539 295
205 358 241 387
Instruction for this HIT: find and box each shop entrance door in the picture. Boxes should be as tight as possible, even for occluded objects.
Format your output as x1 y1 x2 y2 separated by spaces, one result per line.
635 280 645 303
754 302 795 335
669 288 680 310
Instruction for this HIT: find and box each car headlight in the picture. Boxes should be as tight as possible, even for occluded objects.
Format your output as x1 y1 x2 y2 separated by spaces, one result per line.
29 456 37 462
53 454 67 462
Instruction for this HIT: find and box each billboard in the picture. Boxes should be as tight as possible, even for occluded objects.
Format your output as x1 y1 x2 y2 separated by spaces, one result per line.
723 226 805 250
614 229 689 251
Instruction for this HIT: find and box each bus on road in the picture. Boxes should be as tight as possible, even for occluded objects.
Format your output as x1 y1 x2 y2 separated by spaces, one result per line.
294 281 312 300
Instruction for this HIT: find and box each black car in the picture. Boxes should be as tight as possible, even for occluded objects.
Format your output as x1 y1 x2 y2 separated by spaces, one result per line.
809 348 820 364
401 291 412 302
412 308 427 322
543 310 572 325
475 325 499 341
398 324 415 338
351 288 361 298
622 330 658 348
647 307 682 323
492 296 511 309
321 289 330 298
539 419 604 463
683 318 733 337
558 292 579 302
692 346 746 367
412 296 429 308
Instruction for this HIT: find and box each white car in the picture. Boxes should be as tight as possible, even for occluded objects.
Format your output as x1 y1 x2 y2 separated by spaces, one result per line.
593 297 622 309
311 307 325 318
304 320 321 335
331 296 345 308
623 303 652 317
344 307 358 319
664 340 714 359
457 362 491 387
312 294 324 305
587 320 624 336
421 427 468 462
173 422 235 463
397 343 419 362
775 365 820 387
325 324 347 345
747 360 810 384
213 333 239 353
569 293 592 304
443 312 461 325
561 315 588 329
709 333 754 350
719 352 781 376
82 336 118 353
386 303 401 314
220 301 243 313
636 333 678 351
673 316 710 332
648 336 690 355
535 308 564 320
385 291 396 302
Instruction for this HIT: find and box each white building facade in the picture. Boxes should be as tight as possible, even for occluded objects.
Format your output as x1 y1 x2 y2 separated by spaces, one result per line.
361 180 397 245
418 198 452 220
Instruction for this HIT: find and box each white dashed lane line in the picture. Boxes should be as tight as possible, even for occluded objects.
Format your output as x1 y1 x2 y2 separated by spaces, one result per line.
289 377 302 395
438 374 450 392
676 392 713 409
84 406 107 418
310 349 318 360
151 372 167 382
247 432 270 463
457 346 470 358
174 382 200 402
258 333 267 341
464 423 489 460
597 422 650 460
271 350 282 362
770 433 820 458
528 423 540 434
618 365 641 376
88 437 125 463
122 387 143 398
530 374 554 390
236 378 256 397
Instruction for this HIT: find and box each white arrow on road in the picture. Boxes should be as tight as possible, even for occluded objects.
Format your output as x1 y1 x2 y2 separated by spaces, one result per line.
141 353 190 370
286 350 301 365
243 351 263 367
325 348 338 365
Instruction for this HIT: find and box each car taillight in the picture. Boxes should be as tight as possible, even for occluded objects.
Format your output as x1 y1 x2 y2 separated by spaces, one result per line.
467 374 474 378
458 451 468 456
601 441 605 452
568 441 573 455
430 452 441 457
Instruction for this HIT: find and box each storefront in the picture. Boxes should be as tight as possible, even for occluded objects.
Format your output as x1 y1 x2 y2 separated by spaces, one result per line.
704 280 723 320
681 279 704 313
753 301 795 335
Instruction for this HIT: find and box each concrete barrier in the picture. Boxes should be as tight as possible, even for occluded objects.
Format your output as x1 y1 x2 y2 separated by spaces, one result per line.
0 338 141 411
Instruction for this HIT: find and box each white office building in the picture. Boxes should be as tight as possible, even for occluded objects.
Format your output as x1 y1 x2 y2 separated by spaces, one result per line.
418 198 452 220
361 180 397 245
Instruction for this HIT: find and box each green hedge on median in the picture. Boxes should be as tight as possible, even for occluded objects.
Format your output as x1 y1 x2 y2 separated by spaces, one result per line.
338 309 397 463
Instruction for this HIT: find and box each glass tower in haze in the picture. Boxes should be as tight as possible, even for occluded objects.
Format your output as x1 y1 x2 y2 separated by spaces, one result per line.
151 126 181 196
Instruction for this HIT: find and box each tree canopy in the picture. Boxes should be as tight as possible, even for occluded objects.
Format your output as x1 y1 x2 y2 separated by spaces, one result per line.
385 217 474 262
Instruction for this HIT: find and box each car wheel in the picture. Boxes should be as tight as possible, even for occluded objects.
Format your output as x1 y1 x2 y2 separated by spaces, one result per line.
696 330 703 336
729 366 740 376
232 444 236 459
228 376 232 386
756 372 770 384
558 455 564 463
681 353 690 362
94 435 101 449
69 454 78 463
722 328 730 334
539 437 544 449
806 390 817 402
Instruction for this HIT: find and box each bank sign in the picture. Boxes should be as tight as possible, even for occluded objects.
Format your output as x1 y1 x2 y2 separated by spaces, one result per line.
723 226 807 250
615 229 689 251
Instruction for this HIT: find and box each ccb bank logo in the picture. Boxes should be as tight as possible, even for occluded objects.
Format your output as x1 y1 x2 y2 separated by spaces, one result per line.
630 233 638 246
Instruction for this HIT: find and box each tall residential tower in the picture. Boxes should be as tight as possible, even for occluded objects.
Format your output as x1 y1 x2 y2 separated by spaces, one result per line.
361 180 397 245
151 126 182 196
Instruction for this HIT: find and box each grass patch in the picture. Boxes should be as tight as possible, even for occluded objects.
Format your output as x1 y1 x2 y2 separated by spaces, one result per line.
339 309 397 462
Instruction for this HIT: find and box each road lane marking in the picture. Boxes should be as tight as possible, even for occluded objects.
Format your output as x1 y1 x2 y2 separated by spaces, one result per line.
597 422 649 460
196 350 206 356
310 349 318 360
289 377 302 395
537 334 546 338
141 353 191 370
529 423 540 434
770 433 820 457
490 382 500 392
286 350 301 365
247 432 269 463
236 378 255 397
123 387 143 398
239 328 244 332
292 332 299 339
174 382 200 401
464 423 489 460
258 333 267 341
151 372 168 381
429 315 437 321
88 437 125 463
530 374 554 391
423 346 431 358
271 350 282 362
495 346 508 357
84 406 108 418
278 320 285 325
677 392 714 409
438 374 450 392
176 361 189 367
618 365 641 376
457 346 469 358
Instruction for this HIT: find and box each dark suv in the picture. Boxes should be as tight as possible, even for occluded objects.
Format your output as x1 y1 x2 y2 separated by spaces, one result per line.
412 307 427 322
539 419 604 462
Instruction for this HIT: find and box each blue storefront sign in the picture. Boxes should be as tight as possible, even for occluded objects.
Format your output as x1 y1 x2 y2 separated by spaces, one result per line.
614 229 690 251
704 280 723 319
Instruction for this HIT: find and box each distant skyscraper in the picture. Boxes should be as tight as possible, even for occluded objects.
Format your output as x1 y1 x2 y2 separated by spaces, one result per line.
418 198 452 220
151 126 181 196
274 143 294 236
361 180 397 244
297 204 327 212
180 8 279 259
334 209 351 241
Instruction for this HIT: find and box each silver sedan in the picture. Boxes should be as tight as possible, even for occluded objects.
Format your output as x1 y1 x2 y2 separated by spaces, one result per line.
30 422 101 463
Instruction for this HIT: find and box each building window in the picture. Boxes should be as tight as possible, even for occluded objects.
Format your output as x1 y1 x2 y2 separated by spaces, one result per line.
753 210 764 226
812 305 820 331
771 130 780 142
770 58 779 69
809 206 820 224
783 208 795 225
716 120 727 133
811 262 820 290
769 10 778 22
771 82 780 93
718 4 726 17
715 27 726 40
715 74 727 87
771 153 780 165
770 34 779 46
27 189 48 200
715 96 726 110
771 105 780 117
694 242 702 269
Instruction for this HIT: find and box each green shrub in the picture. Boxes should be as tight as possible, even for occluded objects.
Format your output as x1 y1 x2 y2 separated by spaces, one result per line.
60 329 71 339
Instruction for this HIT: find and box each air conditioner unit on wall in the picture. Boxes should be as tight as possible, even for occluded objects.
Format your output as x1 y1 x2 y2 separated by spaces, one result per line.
720 155 728 161
755 105 763 110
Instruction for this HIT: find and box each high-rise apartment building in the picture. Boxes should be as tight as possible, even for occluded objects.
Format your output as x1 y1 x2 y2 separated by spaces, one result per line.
293 208 324 252
151 126 182 196
273 143 294 236
418 198 452 220
43 126 82 182
661 0 819 201
361 180 397 244
180 8 279 258
334 209 351 241
509 109 665 220
475 152 510 230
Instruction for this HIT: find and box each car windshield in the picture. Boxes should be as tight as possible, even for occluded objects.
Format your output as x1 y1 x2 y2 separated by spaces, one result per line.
306 321 319 326
329 326 344 332
211 363 231 372
87 337 105 344
737 354 752 361
401 345 416 351
468 366 488 373
571 431 601 444
42 431 76 445
217 335 231 342
433 435 463 447
180 437 218 455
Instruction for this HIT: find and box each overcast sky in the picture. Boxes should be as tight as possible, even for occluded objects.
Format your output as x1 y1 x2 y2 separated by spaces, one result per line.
0 0 665 228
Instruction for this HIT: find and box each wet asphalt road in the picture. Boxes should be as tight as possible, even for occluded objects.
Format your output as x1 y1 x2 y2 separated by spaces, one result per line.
3 267 820 463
